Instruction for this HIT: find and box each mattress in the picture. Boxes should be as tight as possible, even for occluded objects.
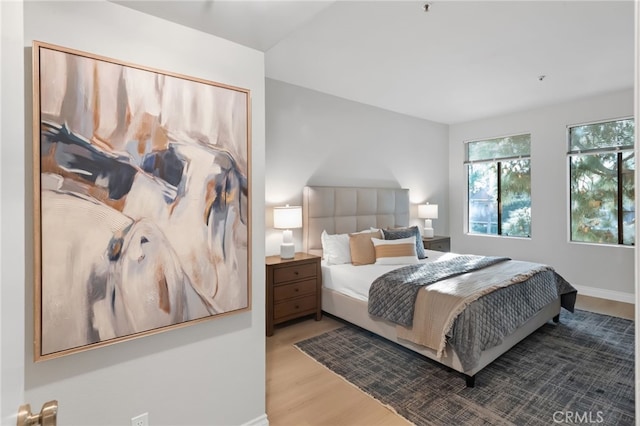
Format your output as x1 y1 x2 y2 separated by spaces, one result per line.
321 249 456 300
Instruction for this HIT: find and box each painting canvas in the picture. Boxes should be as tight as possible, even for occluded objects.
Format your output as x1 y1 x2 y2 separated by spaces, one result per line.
32 41 251 360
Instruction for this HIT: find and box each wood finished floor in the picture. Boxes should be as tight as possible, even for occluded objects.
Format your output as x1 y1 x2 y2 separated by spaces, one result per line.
265 294 634 426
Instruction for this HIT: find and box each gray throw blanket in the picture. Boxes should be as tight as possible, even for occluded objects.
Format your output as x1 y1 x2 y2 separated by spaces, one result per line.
446 268 575 370
368 255 510 326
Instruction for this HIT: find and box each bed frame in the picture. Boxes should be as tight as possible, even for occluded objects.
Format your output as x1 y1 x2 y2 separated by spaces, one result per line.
302 185 561 387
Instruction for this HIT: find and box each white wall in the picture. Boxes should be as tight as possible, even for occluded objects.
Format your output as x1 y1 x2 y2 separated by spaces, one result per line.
265 78 449 255
1 0 27 422
2 1 266 425
449 89 635 302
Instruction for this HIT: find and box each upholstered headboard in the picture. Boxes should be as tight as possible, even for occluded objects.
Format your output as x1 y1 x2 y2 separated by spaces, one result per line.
303 186 410 256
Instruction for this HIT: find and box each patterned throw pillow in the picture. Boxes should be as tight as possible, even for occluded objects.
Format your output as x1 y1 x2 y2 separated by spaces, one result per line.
382 226 426 259
371 237 419 265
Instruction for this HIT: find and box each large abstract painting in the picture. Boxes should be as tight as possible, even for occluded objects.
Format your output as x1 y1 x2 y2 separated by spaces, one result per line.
32 41 251 360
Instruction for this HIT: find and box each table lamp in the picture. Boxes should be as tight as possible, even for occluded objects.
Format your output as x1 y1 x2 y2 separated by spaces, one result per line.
273 204 302 259
418 203 438 238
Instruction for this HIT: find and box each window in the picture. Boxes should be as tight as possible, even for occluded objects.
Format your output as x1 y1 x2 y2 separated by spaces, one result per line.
568 118 635 245
466 134 531 237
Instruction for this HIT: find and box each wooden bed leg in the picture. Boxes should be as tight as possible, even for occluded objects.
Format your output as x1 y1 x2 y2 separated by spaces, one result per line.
553 314 560 323
465 375 475 388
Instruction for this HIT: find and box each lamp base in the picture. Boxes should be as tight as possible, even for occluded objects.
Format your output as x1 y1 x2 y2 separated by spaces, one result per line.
280 243 295 259
423 228 434 238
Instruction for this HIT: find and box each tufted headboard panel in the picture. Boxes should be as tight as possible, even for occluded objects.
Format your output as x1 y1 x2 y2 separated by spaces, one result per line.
303 186 410 256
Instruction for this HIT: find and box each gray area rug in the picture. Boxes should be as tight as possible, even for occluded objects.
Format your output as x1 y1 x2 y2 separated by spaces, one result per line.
294 310 634 425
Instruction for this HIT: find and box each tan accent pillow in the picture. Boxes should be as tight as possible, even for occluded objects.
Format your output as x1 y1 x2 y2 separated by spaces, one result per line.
349 230 382 265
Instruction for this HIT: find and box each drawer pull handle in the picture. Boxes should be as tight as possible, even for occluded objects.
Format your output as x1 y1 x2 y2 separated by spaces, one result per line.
294 271 299 275
294 288 299 292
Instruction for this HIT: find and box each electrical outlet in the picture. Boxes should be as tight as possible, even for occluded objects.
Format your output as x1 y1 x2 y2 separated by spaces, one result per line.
131 412 149 426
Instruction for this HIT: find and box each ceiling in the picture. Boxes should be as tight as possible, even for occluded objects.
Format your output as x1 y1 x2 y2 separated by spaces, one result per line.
116 0 635 124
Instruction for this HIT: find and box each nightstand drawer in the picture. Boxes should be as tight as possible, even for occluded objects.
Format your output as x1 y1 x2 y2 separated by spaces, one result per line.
274 279 316 301
274 295 317 320
429 241 450 252
273 263 317 284
422 236 451 252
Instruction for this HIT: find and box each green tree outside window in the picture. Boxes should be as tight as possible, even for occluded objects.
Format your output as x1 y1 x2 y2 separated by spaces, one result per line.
466 134 531 237
569 118 635 245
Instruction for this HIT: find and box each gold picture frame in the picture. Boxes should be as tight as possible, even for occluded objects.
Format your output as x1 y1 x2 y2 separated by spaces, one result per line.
32 41 251 360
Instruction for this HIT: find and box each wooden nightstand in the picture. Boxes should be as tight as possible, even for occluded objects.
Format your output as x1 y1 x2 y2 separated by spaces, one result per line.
422 236 451 252
265 252 322 336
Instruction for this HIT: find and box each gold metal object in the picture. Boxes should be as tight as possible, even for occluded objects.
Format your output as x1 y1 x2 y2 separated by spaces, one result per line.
17 400 57 426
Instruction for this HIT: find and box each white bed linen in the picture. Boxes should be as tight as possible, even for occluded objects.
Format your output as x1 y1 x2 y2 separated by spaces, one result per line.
322 249 455 301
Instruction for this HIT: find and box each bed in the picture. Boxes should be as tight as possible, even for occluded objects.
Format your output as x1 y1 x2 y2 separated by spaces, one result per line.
302 185 576 387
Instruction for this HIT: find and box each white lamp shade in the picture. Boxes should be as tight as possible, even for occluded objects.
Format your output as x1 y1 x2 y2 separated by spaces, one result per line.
273 205 302 229
418 203 438 219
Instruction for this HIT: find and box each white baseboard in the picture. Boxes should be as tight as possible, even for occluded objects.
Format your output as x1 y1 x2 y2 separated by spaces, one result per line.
573 285 635 304
242 414 269 426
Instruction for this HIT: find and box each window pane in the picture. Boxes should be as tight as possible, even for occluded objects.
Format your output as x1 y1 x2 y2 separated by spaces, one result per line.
467 134 531 162
569 118 634 151
570 153 618 244
468 163 498 235
622 152 635 245
501 159 531 237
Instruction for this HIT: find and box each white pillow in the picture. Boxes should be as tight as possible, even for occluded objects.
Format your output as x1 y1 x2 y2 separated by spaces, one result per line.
321 230 351 265
371 236 419 265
